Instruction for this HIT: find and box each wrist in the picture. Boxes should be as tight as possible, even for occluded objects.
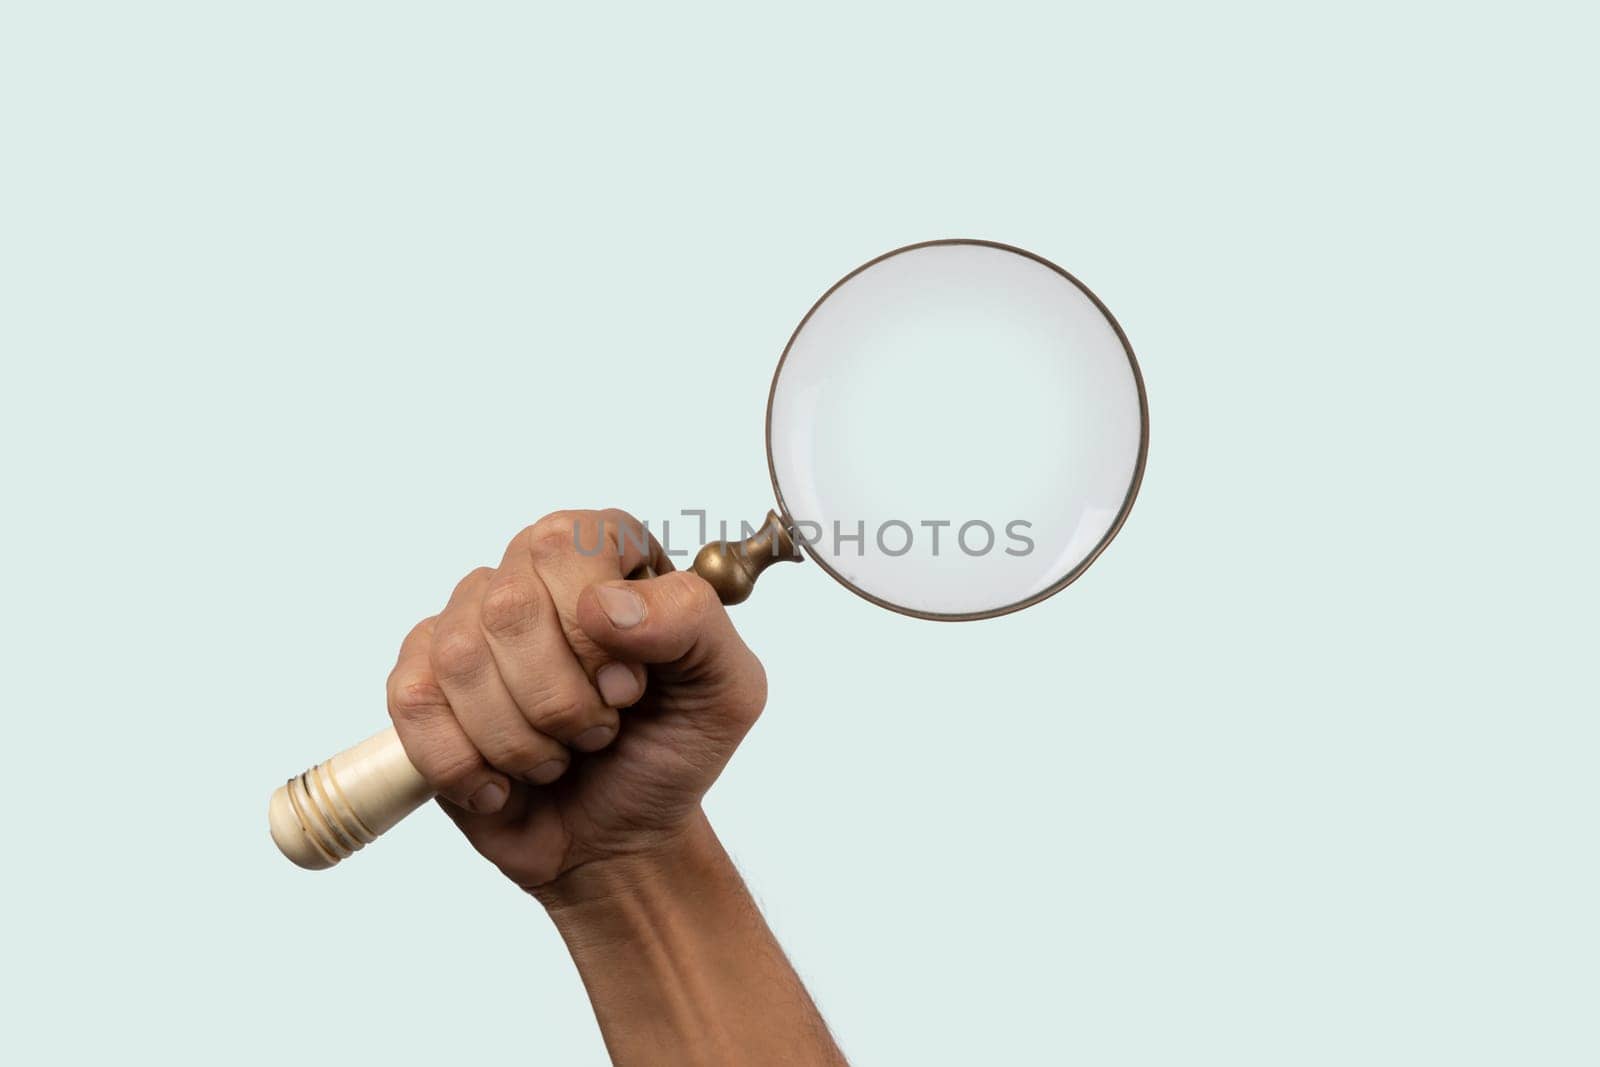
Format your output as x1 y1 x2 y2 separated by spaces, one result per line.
533 810 727 918
531 809 848 1065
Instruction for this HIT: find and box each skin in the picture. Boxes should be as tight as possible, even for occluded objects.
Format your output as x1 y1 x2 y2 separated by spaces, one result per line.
386 509 848 1065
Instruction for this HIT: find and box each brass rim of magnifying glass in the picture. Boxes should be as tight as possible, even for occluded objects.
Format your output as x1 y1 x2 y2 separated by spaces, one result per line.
764 238 1150 622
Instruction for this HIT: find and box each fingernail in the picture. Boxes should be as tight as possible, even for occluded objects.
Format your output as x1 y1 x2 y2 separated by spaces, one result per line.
573 725 615 752
469 781 507 813
596 662 640 707
596 585 645 628
528 759 566 785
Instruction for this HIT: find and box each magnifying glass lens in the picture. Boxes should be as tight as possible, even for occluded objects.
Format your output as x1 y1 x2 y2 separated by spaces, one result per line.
766 241 1146 620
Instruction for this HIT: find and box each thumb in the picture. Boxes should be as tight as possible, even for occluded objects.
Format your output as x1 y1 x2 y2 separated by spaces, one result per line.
575 571 766 697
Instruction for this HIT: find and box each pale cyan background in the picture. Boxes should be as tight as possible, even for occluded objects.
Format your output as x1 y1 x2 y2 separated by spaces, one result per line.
1 3 1595 1065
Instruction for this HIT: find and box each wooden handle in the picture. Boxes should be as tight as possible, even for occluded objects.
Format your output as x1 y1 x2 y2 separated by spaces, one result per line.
269 727 431 869
270 512 800 870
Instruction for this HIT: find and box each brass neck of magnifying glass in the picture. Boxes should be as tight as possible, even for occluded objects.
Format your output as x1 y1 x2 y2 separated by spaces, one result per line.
690 509 802 605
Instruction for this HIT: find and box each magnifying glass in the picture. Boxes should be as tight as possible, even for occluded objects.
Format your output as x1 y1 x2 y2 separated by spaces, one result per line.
269 239 1148 869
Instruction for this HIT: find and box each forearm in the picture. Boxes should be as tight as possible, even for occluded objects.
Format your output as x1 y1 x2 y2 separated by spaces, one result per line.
537 811 846 1066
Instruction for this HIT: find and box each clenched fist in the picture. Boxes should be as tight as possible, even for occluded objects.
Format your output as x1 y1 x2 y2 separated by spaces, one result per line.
385 509 767 893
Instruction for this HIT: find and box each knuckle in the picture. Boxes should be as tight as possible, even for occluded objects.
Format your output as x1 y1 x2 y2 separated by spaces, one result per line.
389 676 448 720
529 510 619 562
452 567 494 598
664 571 719 620
427 748 485 793
532 510 581 538
431 625 489 680
480 575 544 637
527 691 600 736
507 755 568 783
527 522 576 562
529 509 581 542
589 512 630 556
478 730 548 773
738 657 769 721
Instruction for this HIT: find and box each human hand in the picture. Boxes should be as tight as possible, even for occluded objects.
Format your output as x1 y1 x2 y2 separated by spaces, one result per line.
384 509 768 894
